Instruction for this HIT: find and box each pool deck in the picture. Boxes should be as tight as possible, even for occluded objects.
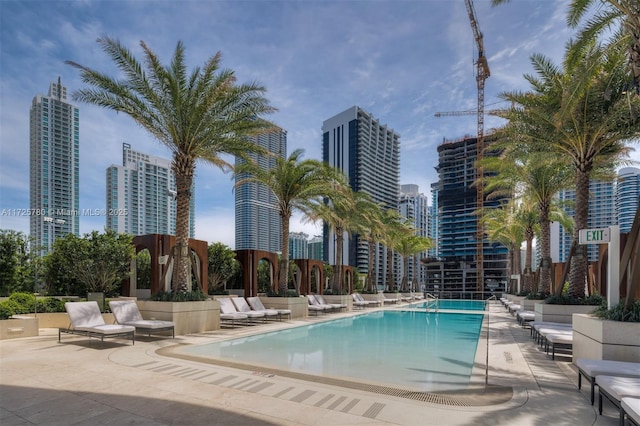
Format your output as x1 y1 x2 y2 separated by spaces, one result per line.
0 302 621 425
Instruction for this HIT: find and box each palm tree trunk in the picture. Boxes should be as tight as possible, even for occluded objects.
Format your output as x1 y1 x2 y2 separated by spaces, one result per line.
172 156 195 293
570 169 590 299
523 227 534 293
386 247 394 291
538 202 552 294
334 227 344 293
412 255 419 292
367 239 375 292
279 214 291 295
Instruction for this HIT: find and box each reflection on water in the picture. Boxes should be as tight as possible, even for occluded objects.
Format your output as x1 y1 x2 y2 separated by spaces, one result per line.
186 311 483 392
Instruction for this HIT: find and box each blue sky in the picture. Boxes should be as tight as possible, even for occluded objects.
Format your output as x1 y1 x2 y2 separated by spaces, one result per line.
1 0 636 248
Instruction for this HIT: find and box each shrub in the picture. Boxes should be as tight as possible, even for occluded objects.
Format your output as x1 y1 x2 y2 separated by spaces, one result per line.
0 301 16 320
594 300 640 322
525 292 549 300
8 292 36 314
545 293 605 306
150 289 208 302
35 297 66 313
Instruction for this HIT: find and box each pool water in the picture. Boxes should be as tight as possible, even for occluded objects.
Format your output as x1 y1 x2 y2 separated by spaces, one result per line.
410 299 487 311
184 310 484 392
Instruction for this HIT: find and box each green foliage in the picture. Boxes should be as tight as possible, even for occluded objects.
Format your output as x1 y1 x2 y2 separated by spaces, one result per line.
150 288 208 302
8 292 36 314
0 301 16 319
545 293 604 306
594 300 640 323
207 242 240 294
266 289 299 298
46 230 134 296
135 250 151 289
525 292 549 300
0 230 39 296
35 297 65 313
0 293 67 318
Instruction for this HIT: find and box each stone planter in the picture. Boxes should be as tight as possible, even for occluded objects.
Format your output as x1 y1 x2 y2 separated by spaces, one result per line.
258 296 308 319
20 312 114 329
534 303 597 324
0 316 39 340
522 299 544 311
136 300 219 335
572 314 640 363
322 294 353 311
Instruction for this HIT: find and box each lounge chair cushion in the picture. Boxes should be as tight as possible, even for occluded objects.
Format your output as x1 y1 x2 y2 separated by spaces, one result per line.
622 397 640 425
109 300 175 330
61 301 134 344
576 358 640 404
596 375 640 417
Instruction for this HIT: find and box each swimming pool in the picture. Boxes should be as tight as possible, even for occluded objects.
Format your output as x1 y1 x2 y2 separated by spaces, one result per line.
409 299 487 311
182 310 484 392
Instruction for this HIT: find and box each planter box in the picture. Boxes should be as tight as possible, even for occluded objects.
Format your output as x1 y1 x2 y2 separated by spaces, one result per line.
534 303 597 324
136 300 219 335
522 299 544 311
20 312 114 329
0 316 39 340
322 294 353 311
572 314 640 363
258 296 308 319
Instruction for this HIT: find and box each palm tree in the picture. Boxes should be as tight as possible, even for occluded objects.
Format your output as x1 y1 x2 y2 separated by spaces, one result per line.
497 43 639 299
482 202 525 291
379 209 411 292
483 147 573 294
67 37 275 293
350 194 385 293
306 185 356 294
491 0 640 92
235 149 343 294
396 235 433 293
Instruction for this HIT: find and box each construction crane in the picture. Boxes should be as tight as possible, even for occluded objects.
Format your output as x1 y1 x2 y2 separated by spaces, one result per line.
464 0 490 295
434 109 504 118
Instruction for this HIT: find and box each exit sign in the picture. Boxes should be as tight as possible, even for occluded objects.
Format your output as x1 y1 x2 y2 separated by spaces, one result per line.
579 228 611 244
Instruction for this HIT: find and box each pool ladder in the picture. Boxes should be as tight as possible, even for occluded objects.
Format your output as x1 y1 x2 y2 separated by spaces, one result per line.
425 293 439 312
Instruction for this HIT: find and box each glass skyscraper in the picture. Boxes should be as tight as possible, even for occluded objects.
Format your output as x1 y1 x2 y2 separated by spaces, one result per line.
616 167 640 233
106 143 194 237
29 78 80 255
234 127 286 252
322 106 400 285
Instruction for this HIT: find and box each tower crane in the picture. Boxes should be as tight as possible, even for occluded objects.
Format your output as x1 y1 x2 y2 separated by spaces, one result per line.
464 0 490 294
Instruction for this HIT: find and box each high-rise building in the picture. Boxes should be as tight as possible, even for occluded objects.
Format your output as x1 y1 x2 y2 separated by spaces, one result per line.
30 78 80 255
322 106 400 288
106 143 195 237
554 179 615 262
426 135 509 293
308 235 324 260
398 184 431 287
616 167 640 233
235 127 286 252
289 232 309 259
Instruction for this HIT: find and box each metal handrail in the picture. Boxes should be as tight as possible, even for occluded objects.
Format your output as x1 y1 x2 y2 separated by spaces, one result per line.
425 293 439 313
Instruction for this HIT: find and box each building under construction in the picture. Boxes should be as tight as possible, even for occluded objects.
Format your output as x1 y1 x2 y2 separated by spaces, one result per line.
426 135 509 297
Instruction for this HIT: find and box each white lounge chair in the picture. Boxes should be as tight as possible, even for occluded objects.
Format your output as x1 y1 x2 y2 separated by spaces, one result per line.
355 293 381 307
60 301 135 345
351 294 368 309
576 359 640 405
220 297 265 324
596 375 640 423
109 300 175 338
622 397 640 426
247 296 291 320
316 294 345 311
232 297 278 321
216 298 249 327
544 332 573 360
306 295 327 315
